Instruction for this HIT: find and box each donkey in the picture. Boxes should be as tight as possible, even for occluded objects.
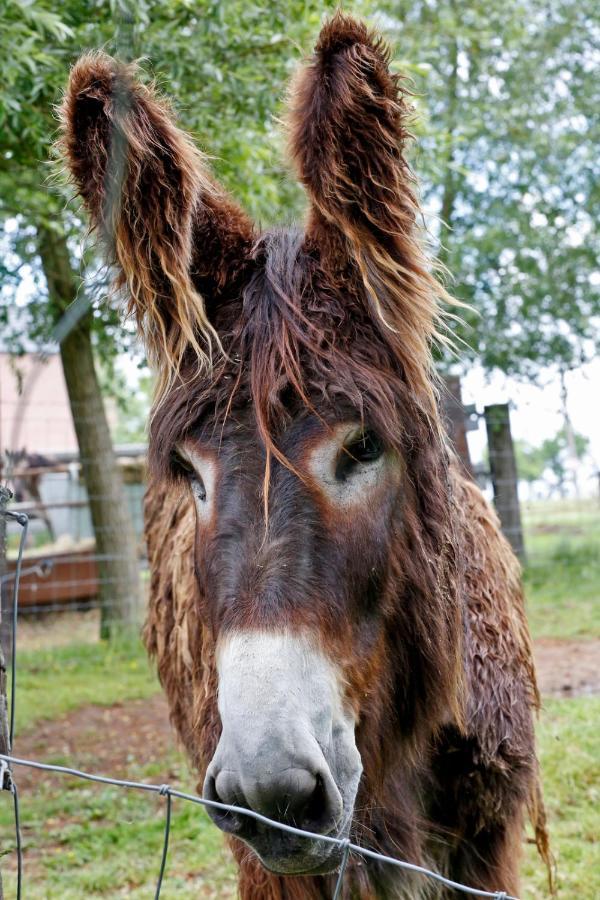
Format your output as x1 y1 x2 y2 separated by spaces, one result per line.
60 13 551 898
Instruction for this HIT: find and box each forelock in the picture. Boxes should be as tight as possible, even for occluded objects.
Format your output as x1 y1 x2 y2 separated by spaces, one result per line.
149 226 438 478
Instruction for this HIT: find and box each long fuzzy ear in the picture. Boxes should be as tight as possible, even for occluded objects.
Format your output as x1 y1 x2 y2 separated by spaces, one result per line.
59 52 254 397
287 13 450 417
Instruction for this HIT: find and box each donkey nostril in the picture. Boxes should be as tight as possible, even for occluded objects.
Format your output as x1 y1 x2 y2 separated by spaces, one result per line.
254 768 341 834
203 771 250 836
204 764 343 839
299 772 342 834
302 773 327 827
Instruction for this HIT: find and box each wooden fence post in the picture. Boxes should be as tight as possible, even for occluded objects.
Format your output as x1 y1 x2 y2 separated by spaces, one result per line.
441 375 476 477
484 404 525 560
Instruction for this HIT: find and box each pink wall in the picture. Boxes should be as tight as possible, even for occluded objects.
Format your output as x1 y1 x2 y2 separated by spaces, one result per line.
0 353 78 454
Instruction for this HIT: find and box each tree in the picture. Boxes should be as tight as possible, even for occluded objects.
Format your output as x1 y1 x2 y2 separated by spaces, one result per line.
372 0 600 381
510 428 590 497
537 427 589 497
513 440 547 489
1 1 138 637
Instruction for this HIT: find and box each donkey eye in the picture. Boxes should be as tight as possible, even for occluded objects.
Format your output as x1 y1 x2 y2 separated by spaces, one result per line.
171 451 194 479
171 452 207 502
191 477 207 503
335 430 384 481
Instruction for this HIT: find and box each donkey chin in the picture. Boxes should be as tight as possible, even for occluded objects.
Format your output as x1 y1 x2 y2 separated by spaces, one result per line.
202 631 363 875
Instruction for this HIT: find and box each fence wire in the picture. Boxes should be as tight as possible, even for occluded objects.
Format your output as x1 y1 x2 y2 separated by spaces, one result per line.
0 502 520 900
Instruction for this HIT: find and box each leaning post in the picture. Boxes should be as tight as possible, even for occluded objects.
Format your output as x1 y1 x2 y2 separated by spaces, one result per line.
484 404 525 561
441 375 476 477
0 484 12 900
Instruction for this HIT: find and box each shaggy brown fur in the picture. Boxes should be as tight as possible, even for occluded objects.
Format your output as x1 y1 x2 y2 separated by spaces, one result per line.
61 12 551 898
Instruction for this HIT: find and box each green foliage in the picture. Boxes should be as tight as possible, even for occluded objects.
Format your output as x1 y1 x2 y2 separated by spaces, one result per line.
515 427 590 488
374 0 600 379
1 0 598 381
514 440 549 484
0 0 335 356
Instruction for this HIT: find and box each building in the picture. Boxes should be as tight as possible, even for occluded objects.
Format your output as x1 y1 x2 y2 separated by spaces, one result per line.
0 351 77 455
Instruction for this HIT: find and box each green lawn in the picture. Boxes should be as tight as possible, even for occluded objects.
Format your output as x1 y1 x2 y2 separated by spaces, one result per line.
2 683 596 898
522 498 600 638
522 697 600 899
0 747 237 899
13 639 156 733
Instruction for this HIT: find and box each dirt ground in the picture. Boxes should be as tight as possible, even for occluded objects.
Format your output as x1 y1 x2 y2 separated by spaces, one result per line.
13 694 178 791
10 637 599 793
534 637 600 697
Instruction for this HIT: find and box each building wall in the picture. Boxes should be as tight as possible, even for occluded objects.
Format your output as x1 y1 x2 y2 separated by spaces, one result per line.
0 352 78 454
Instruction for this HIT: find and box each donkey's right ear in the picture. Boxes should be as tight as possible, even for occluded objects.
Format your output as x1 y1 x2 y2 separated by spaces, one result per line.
59 52 254 376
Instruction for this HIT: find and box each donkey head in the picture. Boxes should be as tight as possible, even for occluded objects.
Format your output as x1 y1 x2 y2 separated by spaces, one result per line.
61 13 463 876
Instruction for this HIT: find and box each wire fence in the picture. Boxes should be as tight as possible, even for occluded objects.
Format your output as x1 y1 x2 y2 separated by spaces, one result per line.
1 3 596 894
0 496 521 900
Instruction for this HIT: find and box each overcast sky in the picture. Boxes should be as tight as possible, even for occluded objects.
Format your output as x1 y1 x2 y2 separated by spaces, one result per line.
463 359 600 494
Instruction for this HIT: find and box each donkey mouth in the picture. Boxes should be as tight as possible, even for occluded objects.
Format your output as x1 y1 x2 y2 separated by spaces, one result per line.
252 833 347 876
203 775 350 875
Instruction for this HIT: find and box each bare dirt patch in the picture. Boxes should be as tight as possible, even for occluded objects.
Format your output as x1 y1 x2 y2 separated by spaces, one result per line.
13 693 177 791
534 637 600 698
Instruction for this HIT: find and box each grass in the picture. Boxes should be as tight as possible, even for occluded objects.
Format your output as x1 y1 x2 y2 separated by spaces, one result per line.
0 750 237 899
2 688 596 898
522 697 600 899
12 639 156 733
522 498 600 638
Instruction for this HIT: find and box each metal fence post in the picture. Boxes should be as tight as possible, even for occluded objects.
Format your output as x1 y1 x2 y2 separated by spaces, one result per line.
0 484 13 900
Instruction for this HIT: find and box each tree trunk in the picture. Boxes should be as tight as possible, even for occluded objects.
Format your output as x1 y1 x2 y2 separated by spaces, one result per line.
37 226 141 639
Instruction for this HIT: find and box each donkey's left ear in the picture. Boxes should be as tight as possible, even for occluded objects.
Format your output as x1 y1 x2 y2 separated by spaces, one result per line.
287 14 444 338
60 52 254 377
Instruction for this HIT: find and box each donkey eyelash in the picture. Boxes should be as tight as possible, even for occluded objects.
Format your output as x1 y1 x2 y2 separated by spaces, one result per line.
172 453 208 502
335 430 384 482
345 431 384 462
170 451 194 479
